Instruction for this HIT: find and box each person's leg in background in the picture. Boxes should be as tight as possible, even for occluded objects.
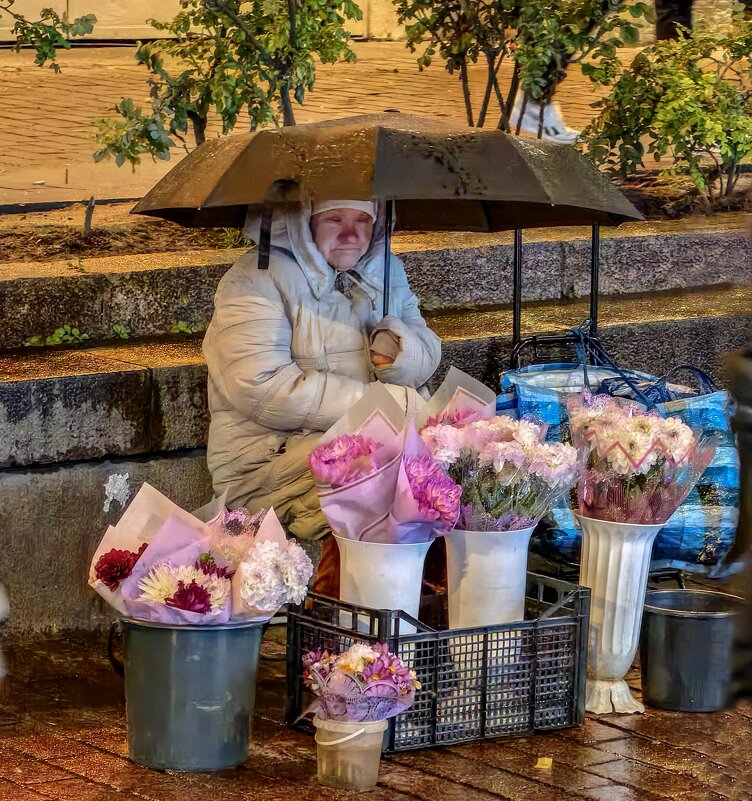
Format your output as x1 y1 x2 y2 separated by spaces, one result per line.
312 533 340 598
655 0 693 40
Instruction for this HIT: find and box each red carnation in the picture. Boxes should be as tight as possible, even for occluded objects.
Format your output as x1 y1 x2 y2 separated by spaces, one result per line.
94 543 148 591
165 580 212 614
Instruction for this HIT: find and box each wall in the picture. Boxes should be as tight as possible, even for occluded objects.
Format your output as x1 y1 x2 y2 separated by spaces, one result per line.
0 0 404 41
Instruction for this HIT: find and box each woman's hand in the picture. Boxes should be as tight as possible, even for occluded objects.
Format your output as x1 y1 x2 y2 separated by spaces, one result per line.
370 351 394 368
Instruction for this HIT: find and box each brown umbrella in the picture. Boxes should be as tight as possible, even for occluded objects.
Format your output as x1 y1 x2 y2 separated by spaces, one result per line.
132 112 642 317
133 112 641 231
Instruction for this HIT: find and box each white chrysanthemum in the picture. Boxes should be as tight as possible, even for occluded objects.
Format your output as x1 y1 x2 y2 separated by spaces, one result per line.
512 419 545 449
337 643 379 674
201 574 232 615
659 416 695 462
527 442 580 489
420 424 465 467
138 564 179 603
237 558 286 612
281 541 314 605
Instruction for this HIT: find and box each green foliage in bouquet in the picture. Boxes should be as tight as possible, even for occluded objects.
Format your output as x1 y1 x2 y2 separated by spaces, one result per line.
1 0 96 72
391 0 652 131
94 0 361 167
581 13 752 200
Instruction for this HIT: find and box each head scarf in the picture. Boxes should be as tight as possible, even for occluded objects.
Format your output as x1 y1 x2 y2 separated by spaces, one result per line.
311 199 377 221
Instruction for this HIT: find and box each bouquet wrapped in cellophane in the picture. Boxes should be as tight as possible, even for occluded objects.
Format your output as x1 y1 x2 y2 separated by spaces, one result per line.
421 414 581 532
89 483 313 624
303 643 419 722
308 376 487 543
567 391 716 524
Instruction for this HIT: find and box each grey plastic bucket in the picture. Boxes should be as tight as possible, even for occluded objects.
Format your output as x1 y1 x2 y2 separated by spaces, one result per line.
119 618 263 771
640 590 744 712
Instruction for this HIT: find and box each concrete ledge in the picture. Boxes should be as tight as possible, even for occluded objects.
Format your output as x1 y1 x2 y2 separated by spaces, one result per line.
2 285 749 468
0 341 207 467
0 449 213 633
1 215 749 348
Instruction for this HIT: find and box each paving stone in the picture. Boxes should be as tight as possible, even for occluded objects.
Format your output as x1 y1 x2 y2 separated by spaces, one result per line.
0 751 75 784
0 779 49 801
30 777 142 801
8 733 90 761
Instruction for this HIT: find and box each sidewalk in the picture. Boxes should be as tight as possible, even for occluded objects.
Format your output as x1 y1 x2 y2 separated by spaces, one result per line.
0 42 633 206
0 629 750 801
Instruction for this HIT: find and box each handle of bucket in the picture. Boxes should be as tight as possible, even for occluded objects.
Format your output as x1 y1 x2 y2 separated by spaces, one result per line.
318 728 366 746
107 620 124 678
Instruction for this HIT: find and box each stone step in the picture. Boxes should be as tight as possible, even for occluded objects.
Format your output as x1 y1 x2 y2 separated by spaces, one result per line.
2 284 749 469
1 214 749 349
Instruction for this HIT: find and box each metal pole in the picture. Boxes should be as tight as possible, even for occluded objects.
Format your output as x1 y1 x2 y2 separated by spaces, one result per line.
590 224 600 336
513 228 523 345
383 199 394 318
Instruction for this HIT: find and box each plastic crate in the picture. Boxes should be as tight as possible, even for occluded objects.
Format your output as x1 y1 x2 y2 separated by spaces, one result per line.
285 572 590 753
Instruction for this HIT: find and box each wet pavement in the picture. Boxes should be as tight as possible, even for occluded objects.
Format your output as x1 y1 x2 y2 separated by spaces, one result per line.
0 628 750 801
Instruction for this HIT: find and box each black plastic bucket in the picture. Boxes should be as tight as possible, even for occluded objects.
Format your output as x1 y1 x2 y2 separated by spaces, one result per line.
119 619 263 771
640 590 744 712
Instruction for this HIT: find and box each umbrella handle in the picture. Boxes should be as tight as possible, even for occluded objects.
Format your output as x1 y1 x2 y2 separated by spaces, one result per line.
257 201 274 270
382 199 394 318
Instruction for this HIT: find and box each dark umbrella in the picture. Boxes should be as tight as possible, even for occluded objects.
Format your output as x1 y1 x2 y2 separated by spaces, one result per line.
132 112 642 316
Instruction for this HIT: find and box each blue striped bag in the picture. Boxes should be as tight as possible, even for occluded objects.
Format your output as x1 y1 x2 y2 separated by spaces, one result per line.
498 363 739 575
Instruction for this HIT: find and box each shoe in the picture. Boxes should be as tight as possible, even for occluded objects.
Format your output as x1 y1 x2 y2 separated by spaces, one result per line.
509 96 581 144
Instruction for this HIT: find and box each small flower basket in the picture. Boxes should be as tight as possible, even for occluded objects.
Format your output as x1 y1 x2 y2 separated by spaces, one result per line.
313 718 387 791
302 643 419 790
286 573 590 753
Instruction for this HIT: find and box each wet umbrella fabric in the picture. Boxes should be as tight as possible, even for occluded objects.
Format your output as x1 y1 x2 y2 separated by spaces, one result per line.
131 113 642 314
131 112 642 231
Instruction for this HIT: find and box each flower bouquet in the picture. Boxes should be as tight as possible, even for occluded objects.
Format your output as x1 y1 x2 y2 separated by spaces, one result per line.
308 383 463 625
568 392 715 525
566 392 716 714
421 415 581 627
90 483 313 624
303 642 419 790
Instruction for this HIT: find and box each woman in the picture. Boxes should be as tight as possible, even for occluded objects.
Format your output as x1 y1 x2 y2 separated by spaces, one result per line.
202 199 441 593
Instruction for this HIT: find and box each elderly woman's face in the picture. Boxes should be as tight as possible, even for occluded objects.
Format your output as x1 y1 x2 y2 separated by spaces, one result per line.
310 208 374 271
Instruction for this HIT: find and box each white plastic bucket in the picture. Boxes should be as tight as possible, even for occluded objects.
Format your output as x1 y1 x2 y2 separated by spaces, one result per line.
335 536 430 633
314 717 387 790
445 526 535 629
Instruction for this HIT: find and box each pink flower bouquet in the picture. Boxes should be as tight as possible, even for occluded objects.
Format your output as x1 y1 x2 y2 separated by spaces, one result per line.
567 392 716 524
309 407 461 544
308 370 496 543
421 416 581 532
303 643 419 722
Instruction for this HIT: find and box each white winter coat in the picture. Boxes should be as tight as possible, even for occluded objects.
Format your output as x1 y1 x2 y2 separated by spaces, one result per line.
202 203 442 541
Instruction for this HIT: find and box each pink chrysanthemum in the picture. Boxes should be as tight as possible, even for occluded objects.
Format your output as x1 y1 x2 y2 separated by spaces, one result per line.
423 407 478 429
404 457 461 528
308 434 383 487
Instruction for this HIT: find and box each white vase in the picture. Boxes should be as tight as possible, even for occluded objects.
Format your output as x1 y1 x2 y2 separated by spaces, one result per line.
445 526 535 629
335 536 430 633
576 514 664 715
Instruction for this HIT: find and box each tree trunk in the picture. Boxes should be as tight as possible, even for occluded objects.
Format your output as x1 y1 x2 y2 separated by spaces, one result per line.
499 63 520 132
280 84 296 126
476 51 496 128
459 60 474 127
188 112 207 147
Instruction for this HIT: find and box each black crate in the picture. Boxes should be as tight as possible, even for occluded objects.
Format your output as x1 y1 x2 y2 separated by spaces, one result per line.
285 572 590 753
